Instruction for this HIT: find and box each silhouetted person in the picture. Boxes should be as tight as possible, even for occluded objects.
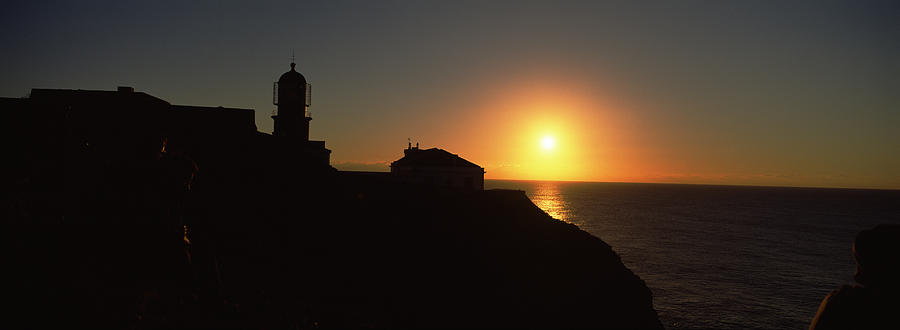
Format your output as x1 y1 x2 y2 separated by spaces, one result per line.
810 224 900 329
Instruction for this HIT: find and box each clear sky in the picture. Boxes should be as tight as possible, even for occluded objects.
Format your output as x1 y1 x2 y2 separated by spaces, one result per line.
3 1 899 189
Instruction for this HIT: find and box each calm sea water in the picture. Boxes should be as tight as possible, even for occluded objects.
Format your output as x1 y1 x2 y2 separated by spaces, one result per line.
485 180 900 330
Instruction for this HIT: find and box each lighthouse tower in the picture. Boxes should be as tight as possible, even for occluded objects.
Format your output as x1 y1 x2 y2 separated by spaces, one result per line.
270 61 331 167
272 61 311 141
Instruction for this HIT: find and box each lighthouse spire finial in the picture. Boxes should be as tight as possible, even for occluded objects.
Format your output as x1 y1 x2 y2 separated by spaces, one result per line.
290 50 296 70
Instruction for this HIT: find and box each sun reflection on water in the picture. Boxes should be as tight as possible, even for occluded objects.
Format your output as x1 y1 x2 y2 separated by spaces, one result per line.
530 182 571 223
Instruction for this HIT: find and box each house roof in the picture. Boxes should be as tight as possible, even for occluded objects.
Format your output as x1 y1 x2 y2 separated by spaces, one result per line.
171 105 257 133
390 148 482 169
29 88 170 107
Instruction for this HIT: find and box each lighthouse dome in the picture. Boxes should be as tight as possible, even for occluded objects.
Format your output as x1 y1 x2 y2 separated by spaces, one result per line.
278 62 307 86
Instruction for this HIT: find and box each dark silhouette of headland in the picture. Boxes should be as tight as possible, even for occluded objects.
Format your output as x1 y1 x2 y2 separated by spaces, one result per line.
2 62 662 328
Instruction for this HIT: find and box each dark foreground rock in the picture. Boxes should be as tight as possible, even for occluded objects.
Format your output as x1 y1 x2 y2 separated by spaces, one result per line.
5 171 662 328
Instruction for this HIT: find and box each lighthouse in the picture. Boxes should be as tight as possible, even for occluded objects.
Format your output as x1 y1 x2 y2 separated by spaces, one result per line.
272 61 311 141
271 61 331 167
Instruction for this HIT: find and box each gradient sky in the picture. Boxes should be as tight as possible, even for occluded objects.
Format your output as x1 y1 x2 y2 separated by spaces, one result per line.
3 1 899 189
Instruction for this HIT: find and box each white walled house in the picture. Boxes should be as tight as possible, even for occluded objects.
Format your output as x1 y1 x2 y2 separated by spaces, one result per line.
390 145 484 190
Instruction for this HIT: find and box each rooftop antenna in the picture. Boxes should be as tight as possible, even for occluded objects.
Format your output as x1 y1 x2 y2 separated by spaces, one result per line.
408 138 411 149
291 49 295 64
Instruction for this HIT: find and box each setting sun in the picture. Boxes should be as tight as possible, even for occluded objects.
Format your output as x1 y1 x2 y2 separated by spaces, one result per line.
540 136 556 150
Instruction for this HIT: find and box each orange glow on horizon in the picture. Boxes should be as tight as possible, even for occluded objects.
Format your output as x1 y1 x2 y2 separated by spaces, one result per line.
454 75 631 183
368 70 687 184
330 69 900 189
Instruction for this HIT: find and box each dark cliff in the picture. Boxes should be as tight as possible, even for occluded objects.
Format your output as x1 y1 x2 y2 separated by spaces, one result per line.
299 177 663 329
2 90 662 328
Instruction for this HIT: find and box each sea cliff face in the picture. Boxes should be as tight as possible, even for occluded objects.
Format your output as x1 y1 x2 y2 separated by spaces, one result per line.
274 177 665 329
6 171 663 329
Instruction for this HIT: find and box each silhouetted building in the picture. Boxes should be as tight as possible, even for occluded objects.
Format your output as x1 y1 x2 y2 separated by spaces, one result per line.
273 62 309 140
272 62 331 166
1 61 336 220
391 144 484 190
1 86 250 222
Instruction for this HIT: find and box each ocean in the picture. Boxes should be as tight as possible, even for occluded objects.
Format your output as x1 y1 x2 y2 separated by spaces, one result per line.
484 180 900 329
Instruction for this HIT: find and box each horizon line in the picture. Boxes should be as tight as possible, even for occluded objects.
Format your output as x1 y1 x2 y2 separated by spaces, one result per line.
483 178 900 192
